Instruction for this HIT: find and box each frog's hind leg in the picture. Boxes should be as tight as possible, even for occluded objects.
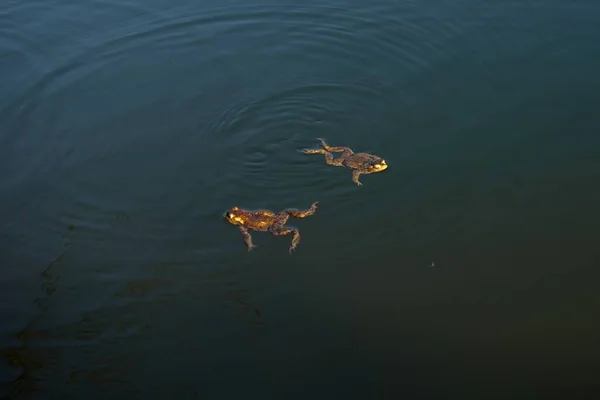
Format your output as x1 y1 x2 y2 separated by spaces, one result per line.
269 226 301 254
255 210 275 217
239 226 257 251
301 148 345 166
316 138 354 157
283 201 319 218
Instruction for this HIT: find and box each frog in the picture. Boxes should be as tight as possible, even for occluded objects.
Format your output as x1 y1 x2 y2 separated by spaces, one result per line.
224 201 319 253
301 138 388 185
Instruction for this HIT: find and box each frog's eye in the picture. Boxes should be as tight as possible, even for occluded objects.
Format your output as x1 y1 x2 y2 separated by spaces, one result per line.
232 206 238 210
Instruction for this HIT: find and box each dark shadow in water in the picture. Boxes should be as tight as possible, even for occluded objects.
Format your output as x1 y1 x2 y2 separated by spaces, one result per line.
39 225 76 300
225 282 265 328
3 224 75 398
2 216 264 397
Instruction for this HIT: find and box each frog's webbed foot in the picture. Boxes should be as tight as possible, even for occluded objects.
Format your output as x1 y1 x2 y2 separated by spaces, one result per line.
239 226 257 251
352 170 363 186
316 137 329 148
284 201 318 218
270 226 301 254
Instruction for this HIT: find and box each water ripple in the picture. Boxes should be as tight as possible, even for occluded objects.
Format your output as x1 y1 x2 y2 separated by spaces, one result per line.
1 0 470 236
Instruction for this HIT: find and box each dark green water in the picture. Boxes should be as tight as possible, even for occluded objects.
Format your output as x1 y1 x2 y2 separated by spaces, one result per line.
2 0 600 398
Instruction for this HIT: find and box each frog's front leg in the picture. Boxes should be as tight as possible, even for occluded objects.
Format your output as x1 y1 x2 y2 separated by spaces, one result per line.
352 170 363 186
239 226 257 251
269 226 301 254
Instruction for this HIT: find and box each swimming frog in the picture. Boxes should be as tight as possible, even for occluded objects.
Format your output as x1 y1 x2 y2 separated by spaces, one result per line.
224 202 318 253
301 138 388 185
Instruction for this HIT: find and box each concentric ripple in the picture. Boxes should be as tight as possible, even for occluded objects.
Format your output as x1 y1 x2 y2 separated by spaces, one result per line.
0 0 471 295
1 0 471 229
202 80 390 204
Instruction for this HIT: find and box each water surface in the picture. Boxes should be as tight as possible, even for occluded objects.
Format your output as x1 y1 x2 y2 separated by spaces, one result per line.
2 0 600 398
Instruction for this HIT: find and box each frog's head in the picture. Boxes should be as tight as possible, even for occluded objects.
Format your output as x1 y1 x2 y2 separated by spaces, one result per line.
368 158 388 173
224 206 245 225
